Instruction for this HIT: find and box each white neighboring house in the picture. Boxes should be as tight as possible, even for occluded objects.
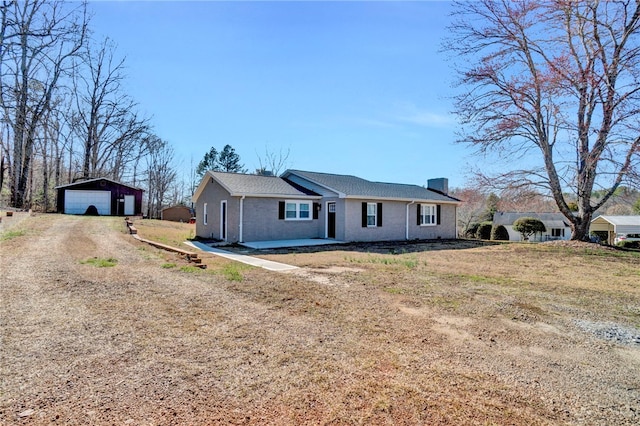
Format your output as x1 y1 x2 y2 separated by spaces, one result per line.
492 212 572 242
590 215 640 245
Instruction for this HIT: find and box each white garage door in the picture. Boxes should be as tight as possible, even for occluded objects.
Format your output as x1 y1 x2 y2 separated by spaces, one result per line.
65 190 111 215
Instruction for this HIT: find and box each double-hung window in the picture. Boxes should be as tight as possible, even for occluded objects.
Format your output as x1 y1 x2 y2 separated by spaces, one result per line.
419 204 437 226
284 201 312 220
366 203 377 227
361 202 382 227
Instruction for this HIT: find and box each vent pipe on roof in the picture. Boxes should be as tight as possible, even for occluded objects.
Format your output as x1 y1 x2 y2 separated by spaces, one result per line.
427 178 448 195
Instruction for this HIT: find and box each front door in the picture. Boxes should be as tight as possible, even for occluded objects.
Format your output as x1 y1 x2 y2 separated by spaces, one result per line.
220 200 227 241
124 195 135 215
327 202 336 239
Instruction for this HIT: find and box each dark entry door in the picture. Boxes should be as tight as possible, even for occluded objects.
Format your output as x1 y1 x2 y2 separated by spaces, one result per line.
220 201 227 240
327 202 336 239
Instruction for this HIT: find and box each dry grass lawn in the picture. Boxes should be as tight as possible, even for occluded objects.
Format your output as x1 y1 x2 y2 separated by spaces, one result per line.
1 214 639 425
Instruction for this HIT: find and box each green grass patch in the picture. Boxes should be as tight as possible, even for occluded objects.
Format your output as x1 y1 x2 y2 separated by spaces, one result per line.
161 263 177 269
0 229 26 241
429 296 461 310
348 254 421 269
447 273 514 286
180 265 202 273
80 257 118 267
383 287 404 294
221 263 245 281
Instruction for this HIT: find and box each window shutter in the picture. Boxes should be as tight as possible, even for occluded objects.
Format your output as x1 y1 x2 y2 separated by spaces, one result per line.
417 204 421 225
278 201 285 220
436 205 441 225
377 203 383 227
313 203 319 220
362 202 367 227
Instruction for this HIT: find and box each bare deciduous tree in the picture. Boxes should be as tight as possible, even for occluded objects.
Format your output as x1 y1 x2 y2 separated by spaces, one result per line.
145 136 176 219
73 37 149 181
449 186 489 236
447 0 640 240
255 145 291 176
0 0 87 209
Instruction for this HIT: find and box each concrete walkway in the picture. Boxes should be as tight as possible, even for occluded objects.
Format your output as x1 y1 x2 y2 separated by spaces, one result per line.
184 241 298 272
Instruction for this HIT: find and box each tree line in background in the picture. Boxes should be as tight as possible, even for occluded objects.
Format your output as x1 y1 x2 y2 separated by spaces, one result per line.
0 0 184 218
0 1 290 218
451 184 640 240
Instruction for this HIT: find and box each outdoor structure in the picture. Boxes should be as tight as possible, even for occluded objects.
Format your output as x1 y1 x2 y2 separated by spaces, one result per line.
161 205 194 222
492 212 572 242
590 215 640 245
55 178 143 216
192 169 460 245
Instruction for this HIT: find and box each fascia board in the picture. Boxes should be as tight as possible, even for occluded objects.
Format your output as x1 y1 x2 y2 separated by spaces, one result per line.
192 171 223 203
228 193 321 200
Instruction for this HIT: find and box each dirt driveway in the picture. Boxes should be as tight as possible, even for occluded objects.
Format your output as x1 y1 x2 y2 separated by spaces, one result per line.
1 214 639 425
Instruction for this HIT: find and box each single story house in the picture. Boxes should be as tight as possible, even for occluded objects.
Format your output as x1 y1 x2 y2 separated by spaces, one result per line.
590 215 640 245
492 212 572 242
161 205 194 222
55 178 143 216
192 169 460 244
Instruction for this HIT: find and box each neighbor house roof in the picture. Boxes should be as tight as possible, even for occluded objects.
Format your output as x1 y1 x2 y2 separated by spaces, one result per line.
192 171 320 201
493 212 571 228
282 170 460 203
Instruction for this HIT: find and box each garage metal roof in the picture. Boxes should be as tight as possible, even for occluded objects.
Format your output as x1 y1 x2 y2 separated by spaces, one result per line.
590 215 640 234
55 177 143 191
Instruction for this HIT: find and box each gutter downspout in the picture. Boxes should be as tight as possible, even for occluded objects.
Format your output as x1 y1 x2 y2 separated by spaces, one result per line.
239 196 245 243
455 204 458 239
406 201 416 240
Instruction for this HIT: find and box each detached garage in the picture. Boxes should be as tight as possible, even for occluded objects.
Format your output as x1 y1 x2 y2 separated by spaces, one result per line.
56 178 143 216
590 215 640 245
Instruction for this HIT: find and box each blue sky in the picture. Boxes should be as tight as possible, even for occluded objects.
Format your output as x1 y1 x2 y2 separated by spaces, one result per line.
88 1 476 189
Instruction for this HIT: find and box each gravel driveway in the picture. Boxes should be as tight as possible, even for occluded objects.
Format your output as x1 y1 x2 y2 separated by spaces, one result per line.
1 214 639 425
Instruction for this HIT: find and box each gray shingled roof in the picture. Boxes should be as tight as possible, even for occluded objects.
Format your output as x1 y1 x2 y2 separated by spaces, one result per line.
284 170 460 203
493 212 571 228
209 171 319 197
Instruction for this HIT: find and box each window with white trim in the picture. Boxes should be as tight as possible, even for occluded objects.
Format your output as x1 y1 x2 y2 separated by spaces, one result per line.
285 201 312 220
551 228 564 237
367 203 377 227
420 204 437 226
203 202 208 225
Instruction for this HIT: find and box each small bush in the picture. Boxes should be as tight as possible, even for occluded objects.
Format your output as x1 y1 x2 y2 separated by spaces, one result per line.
464 223 480 239
491 224 510 241
476 222 493 240
513 217 546 241
84 205 99 216
617 240 640 249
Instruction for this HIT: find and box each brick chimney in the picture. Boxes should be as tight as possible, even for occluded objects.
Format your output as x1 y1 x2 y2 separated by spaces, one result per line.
427 178 449 195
